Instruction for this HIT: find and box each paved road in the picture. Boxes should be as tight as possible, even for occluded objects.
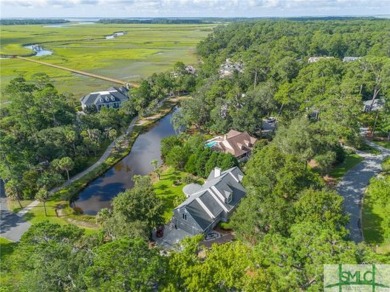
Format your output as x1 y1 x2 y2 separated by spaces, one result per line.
0 117 138 242
50 116 138 194
0 179 32 241
337 141 390 243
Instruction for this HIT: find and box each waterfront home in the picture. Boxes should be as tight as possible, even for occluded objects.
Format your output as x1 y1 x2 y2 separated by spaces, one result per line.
80 86 129 111
206 130 257 161
173 167 246 235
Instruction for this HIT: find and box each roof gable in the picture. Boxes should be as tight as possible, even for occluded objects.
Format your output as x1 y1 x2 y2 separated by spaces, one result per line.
175 167 246 232
214 130 257 157
186 200 214 230
81 87 129 106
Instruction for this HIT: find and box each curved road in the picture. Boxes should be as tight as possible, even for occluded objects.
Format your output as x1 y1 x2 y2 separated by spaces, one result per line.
0 117 138 241
337 140 390 243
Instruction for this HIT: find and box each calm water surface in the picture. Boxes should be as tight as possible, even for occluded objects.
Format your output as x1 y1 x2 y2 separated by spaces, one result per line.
74 112 177 215
24 45 53 56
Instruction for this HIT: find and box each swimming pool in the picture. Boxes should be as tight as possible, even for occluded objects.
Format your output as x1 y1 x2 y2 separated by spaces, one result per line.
205 141 218 148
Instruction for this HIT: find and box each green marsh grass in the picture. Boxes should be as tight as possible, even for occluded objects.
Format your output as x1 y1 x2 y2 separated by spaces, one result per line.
1 24 214 99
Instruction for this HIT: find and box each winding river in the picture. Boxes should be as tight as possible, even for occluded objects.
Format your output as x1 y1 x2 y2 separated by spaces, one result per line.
74 111 178 215
24 45 53 56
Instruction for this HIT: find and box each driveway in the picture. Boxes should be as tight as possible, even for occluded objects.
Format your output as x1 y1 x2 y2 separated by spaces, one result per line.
337 141 390 243
0 179 32 241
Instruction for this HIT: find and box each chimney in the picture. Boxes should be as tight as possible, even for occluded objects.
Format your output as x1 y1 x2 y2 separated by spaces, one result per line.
214 167 221 178
223 134 227 141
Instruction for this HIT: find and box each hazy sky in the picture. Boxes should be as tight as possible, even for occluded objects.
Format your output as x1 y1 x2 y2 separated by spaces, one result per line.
1 0 389 18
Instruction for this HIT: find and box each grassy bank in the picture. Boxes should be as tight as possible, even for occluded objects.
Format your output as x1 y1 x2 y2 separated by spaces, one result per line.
1 24 214 99
39 96 184 227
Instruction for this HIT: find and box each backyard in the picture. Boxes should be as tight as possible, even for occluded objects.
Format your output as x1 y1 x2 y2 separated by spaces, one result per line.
152 166 194 223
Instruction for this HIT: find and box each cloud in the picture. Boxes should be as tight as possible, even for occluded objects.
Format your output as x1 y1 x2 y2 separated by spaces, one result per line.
1 0 386 8
247 0 387 9
0 0 388 16
1 0 95 8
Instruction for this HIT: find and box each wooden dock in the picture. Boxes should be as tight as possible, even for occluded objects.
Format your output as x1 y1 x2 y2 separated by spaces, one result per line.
16 56 139 88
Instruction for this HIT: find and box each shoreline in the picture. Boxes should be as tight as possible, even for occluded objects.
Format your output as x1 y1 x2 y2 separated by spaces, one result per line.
4 95 187 230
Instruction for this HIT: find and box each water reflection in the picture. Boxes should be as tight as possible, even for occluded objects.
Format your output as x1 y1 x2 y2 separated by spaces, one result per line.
24 45 53 56
74 111 177 215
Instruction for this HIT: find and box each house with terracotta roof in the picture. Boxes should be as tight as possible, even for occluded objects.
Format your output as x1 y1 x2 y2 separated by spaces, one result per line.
80 86 129 112
173 167 246 235
206 130 257 161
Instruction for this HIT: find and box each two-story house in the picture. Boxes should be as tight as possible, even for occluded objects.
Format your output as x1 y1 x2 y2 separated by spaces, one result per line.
173 166 246 235
80 86 129 111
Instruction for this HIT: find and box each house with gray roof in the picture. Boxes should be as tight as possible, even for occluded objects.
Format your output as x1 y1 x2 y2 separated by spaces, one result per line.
173 166 246 235
80 86 129 111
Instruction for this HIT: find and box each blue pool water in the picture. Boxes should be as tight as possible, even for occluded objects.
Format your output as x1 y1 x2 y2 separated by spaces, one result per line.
205 141 218 148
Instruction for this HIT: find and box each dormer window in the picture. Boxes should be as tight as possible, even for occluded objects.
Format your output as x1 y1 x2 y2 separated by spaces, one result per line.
224 190 232 203
99 97 104 103
226 193 232 203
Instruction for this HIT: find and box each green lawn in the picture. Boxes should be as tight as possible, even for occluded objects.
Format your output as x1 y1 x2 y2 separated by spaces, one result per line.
25 192 72 226
1 23 214 100
8 199 34 213
0 237 18 289
0 237 16 261
362 187 390 254
153 167 199 222
330 152 364 180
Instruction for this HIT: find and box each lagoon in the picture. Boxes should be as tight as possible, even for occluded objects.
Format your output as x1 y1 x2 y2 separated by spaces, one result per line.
74 111 177 215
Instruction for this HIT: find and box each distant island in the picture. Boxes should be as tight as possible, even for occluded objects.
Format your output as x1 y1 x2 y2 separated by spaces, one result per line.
0 19 70 25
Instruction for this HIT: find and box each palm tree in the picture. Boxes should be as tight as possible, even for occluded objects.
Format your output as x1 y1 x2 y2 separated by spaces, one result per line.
59 157 74 181
151 159 161 180
36 188 49 217
5 179 23 209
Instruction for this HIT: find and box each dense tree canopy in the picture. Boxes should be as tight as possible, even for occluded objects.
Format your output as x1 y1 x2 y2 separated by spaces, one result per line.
161 134 238 178
175 20 389 140
2 19 389 291
0 75 134 200
97 175 164 240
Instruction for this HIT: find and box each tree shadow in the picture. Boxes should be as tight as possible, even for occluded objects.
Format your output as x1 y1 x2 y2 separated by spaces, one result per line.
362 199 384 244
156 184 168 191
0 239 17 262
